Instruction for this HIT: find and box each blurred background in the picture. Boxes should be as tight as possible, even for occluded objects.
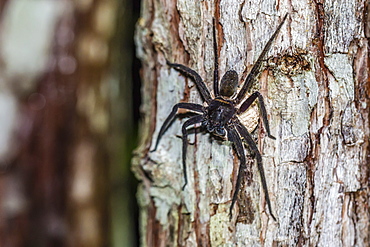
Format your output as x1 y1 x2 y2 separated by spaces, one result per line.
0 0 141 246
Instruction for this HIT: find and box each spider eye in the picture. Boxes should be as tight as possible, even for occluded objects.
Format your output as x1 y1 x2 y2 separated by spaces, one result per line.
215 127 226 136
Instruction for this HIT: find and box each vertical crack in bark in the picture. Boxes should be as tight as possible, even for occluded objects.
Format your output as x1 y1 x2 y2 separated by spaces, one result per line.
192 130 211 246
355 1 370 244
362 0 370 181
313 0 332 129
364 0 370 39
149 55 159 150
305 0 332 243
238 1 245 23
237 158 255 224
176 205 185 246
169 0 190 63
169 2 192 105
147 200 160 247
213 0 223 72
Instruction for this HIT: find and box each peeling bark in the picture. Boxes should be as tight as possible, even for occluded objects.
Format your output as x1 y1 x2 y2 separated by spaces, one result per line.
133 0 370 246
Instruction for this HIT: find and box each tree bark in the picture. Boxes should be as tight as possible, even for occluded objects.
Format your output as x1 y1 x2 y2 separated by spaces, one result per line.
133 0 369 246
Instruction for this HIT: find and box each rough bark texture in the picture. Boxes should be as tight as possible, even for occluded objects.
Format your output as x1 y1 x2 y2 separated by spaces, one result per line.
133 0 369 246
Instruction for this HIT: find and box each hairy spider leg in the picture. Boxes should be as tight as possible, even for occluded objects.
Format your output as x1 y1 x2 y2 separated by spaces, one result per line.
237 91 276 139
167 61 212 104
181 115 204 189
235 13 288 104
226 126 246 219
151 102 203 152
235 119 277 221
212 18 220 96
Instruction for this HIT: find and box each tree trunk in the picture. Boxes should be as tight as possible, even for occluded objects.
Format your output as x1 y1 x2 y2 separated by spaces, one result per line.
133 0 369 246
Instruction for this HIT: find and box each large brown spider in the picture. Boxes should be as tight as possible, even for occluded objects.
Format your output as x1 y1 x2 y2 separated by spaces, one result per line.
152 14 288 221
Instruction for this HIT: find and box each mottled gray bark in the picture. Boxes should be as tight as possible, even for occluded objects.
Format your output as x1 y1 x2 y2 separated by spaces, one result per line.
133 0 369 246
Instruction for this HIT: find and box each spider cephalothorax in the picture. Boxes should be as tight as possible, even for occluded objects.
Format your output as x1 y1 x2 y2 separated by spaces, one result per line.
204 97 236 137
152 14 288 221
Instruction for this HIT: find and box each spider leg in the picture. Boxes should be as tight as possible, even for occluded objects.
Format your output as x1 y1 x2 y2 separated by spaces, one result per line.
226 125 246 219
213 18 220 96
167 61 212 104
151 102 203 152
234 119 277 221
237 92 276 139
181 115 204 190
235 14 288 104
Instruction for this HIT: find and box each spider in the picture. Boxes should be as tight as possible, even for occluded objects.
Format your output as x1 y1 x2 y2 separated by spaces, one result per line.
151 14 288 221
